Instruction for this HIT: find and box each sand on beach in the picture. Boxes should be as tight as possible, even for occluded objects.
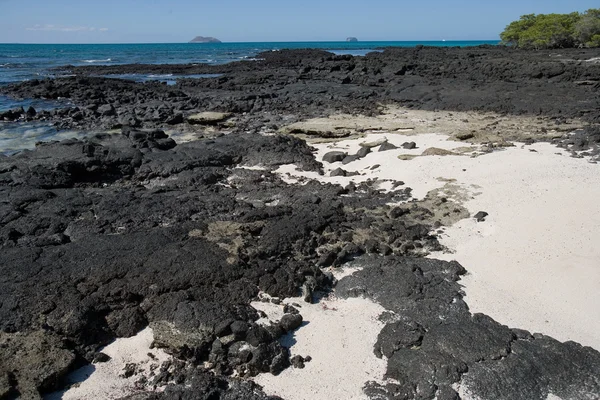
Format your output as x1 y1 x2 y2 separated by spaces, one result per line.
46 119 600 400
46 328 171 400
275 129 600 351
252 289 388 400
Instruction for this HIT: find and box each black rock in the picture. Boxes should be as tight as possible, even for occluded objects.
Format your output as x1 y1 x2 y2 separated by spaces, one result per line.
98 104 116 116
280 314 303 332
25 106 37 117
290 355 306 369
402 142 417 149
356 146 371 158
379 142 399 152
283 305 299 315
322 151 347 163
342 155 360 164
474 211 488 222
93 352 111 363
166 113 184 125
330 168 347 177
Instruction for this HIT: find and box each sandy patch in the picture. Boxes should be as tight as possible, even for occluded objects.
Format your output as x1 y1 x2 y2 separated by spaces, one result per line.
252 285 388 400
47 328 171 400
277 131 600 351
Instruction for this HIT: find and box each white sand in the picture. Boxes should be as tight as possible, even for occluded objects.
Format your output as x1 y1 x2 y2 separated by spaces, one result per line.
277 132 600 351
252 288 388 400
47 328 171 400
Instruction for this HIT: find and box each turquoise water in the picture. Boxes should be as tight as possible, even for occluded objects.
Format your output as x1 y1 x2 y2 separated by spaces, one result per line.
0 41 499 85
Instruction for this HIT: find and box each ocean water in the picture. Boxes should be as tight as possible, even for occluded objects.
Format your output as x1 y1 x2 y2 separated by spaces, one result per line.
0 41 499 85
0 41 499 153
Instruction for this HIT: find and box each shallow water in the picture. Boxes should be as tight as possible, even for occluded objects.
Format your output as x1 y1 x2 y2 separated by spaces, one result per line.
0 94 72 112
0 122 86 155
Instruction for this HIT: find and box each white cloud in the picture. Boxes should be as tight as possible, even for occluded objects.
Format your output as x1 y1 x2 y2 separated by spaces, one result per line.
26 24 109 32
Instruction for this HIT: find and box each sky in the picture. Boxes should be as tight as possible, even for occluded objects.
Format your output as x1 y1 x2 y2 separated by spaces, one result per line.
0 0 598 43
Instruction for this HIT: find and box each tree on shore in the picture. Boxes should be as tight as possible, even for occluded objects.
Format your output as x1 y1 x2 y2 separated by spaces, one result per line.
500 9 600 49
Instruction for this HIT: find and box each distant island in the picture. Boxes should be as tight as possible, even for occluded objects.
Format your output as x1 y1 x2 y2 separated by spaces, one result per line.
189 36 222 43
346 37 358 42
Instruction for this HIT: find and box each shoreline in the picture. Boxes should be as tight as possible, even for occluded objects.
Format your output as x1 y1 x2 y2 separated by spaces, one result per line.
0 47 599 399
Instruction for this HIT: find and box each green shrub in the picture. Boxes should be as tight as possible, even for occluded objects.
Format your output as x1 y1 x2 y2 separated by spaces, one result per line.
501 9 600 49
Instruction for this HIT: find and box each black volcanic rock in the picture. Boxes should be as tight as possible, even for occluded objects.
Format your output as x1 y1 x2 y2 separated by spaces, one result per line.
337 256 600 400
0 130 433 397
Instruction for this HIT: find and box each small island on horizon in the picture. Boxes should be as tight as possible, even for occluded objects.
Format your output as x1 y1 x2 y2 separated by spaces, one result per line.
346 37 358 42
189 36 221 43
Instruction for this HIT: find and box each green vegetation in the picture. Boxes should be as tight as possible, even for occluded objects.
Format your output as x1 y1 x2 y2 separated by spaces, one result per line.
500 9 600 49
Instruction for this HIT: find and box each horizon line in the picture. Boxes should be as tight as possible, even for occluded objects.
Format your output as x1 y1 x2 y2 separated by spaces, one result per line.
0 39 501 45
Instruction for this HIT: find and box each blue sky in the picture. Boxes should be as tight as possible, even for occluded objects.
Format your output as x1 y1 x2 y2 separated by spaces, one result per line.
0 0 598 43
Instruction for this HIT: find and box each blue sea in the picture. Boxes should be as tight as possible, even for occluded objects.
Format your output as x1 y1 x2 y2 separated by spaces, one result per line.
0 41 498 153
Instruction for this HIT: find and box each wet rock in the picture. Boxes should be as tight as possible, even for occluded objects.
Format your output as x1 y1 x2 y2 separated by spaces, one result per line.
26 106 37 117
402 141 417 149
322 151 347 163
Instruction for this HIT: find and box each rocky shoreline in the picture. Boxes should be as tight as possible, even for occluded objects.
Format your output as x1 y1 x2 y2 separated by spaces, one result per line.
1 47 600 399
